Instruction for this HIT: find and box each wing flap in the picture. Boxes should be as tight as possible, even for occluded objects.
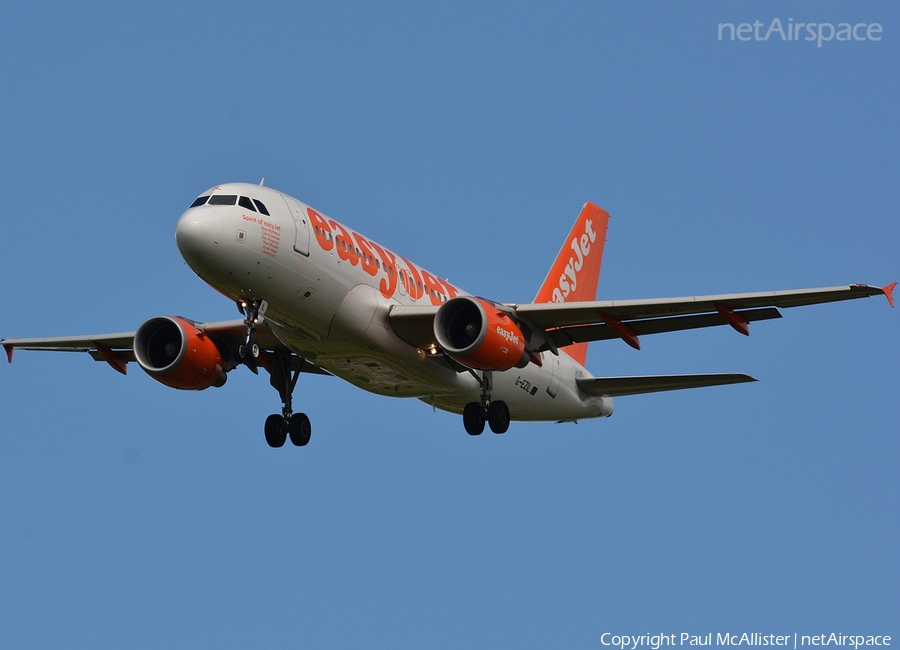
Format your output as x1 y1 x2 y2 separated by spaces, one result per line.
577 373 756 397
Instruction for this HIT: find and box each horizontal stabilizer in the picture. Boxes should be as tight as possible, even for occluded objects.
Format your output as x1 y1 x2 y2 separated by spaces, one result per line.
577 373 756 397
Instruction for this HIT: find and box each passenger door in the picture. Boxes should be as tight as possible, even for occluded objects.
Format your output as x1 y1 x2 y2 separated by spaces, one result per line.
546 354 560 398
280 195 311 256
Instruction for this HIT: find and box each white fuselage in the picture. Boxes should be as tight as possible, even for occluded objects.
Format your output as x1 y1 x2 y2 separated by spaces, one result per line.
175 183 613 422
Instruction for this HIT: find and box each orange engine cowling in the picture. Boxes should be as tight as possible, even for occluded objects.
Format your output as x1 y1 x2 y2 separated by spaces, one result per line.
434 297 528 371
134 316 226 390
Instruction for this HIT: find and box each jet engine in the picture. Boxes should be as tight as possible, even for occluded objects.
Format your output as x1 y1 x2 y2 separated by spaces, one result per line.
134 316 226 390
434 297 529 371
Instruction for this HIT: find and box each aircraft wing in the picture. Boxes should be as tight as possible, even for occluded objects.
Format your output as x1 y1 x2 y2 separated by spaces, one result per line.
2 318 331 375
513 284 891 327
389 283 894 352
576 373 756 397
2 332 137 355
516 283 894 351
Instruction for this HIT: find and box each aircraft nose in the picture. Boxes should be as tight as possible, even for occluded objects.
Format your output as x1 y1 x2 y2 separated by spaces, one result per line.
175 209 225 266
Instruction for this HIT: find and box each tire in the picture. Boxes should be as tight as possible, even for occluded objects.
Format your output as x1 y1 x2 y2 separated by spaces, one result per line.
237 340 261 362
463 402 485 436
487 400 510 434
289 413 311 447
265 414 287 448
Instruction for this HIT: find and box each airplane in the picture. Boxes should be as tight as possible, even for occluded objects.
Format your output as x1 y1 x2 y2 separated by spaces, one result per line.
2 182 895 447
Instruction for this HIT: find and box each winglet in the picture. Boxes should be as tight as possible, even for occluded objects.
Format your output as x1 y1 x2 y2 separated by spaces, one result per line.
4 343 13 364
94 342 128 375
882 282 896 308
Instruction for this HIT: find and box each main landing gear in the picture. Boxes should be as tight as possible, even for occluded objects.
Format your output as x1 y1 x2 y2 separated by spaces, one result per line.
263 349 312 448
238 299 312 449
462 371 510 436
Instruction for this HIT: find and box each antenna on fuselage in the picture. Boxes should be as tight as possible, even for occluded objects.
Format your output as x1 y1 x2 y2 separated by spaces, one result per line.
259 178 265 186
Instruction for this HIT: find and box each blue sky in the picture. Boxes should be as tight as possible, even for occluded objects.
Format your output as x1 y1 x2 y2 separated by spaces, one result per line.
1 1 897 647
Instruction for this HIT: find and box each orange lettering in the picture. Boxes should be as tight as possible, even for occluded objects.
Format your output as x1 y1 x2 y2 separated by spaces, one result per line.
400 257 424 301
367 240 397 299
329 220 358 265
352 233 379 277
307 208 333 251
437 277 459 299
421 269 446 306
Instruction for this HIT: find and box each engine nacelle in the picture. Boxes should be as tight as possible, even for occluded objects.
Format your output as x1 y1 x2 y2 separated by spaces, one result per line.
134 316 226 390
434 297 528 371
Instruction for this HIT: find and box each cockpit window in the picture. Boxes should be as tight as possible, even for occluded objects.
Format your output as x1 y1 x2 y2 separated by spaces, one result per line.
208 195 237 206
239 196 257 212
190 195 210 208
253 199 270 216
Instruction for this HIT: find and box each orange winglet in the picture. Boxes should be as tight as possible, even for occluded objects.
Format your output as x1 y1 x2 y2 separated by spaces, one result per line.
882 282 897 308
94 342 128 375
714 302 750 336
597 312 641 350
4 343 12 364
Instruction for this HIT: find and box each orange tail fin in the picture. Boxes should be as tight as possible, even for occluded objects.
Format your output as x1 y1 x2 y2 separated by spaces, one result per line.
533 202 610 366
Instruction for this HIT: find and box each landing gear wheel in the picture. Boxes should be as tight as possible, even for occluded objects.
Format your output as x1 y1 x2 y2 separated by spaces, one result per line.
238 340 260 361
463 402 485 436
264 414 287 448
289 413 311 446
264 350 312 448
487 400 510 434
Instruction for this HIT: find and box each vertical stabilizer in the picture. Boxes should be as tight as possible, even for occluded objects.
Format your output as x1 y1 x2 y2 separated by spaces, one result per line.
533 202 609 365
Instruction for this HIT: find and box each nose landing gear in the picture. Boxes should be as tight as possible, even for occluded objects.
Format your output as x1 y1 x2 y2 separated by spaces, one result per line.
462 371 510 436
236 299 264 373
